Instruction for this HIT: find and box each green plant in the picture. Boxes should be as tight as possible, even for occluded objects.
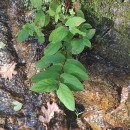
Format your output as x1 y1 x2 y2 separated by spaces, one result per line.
24 0 33 10
17 0 95 111
75 108 84 120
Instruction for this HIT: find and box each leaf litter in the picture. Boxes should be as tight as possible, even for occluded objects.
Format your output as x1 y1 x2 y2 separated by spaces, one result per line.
39 102 60 129
0 61 17 80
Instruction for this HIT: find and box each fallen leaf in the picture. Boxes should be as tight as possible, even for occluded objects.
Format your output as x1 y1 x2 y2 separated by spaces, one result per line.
12 101 23 111
39 102 60 127
0 61 17 80
0 41 5 49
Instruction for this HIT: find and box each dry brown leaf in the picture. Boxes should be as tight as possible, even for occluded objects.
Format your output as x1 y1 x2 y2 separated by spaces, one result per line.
0 61 17 80
39 102 60 127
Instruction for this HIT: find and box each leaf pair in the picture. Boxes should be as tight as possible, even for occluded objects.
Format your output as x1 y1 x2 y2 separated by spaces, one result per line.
31 58 88 111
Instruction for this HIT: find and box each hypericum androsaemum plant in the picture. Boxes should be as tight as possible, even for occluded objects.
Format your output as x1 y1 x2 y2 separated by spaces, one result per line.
17 0 95 111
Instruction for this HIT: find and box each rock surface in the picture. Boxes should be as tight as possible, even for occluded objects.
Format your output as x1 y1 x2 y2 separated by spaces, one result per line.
0 0 130 130
82 0 130 69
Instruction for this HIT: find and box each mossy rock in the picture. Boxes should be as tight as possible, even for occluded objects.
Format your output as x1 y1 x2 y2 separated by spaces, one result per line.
81 0 130 69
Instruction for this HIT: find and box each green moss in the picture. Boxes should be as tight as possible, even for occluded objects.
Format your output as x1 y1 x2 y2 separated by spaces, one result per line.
81 0 115 22
81 0 130 48
81 0 130 29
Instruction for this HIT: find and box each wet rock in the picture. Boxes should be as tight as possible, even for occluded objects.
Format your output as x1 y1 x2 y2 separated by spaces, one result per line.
0 0 129 129
0 89 19 115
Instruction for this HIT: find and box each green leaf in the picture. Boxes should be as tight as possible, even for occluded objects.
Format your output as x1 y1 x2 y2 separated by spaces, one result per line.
54 13 60 23
76 10 85 18
0 41 5 49
83 37 91 48
17 29 30 42
44 15 50 26
69 9 75 16
34 28 45 42
35 33 45 42
47 64 62 72
57 83 75 111
48 7 55 16
23 23 35 31
56 5 61 13
50 1 60 12
64 63 89 80
44 42 62 56
63 32 74 42
66 59 86 72
60 73 84 91
65 17 85 27
81 23 92 30
31 64 62 82
12 101 23 111
32 71 59 83
85 29 96 39
49 26 68 43
36 52 65 68
69 27 86 36
30 79 58 92
34 11 45 27
71 39 84 54
30 0 42 9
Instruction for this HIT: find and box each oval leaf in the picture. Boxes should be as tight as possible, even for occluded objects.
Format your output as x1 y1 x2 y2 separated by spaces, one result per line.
30 79 58 92
49 26 68 43
57 83 75 111
66 59 86 72
31 0 42 8
61 73 84 91
85 29 96 39
65 17 85 27
71 39 84 54
17 29 30 42
83 38 91 48
64 63 89 80
34 11 45 27
36 52 65 69
32 71 59 83
44 42 62 56
32 64 62 82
